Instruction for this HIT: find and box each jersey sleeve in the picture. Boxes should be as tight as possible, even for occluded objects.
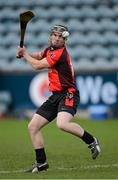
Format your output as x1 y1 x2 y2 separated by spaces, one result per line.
46 48 64 67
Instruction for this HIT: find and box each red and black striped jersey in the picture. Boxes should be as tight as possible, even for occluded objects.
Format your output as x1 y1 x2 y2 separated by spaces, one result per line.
35 46 76 92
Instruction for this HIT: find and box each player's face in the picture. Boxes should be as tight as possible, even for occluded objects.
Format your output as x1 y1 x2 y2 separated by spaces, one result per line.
49 32 65 48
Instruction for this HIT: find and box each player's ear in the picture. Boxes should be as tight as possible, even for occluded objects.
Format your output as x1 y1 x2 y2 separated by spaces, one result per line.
48 35 51 43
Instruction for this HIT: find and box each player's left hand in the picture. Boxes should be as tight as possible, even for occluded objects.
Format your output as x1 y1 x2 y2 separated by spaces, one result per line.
16 46 25 58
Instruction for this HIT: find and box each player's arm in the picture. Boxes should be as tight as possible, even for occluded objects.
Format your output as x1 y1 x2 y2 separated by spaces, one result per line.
23 48 50 70
16 46 43 60
30 53 43 60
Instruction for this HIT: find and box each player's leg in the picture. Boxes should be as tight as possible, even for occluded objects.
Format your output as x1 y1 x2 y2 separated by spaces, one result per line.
27 113 49 173
27 94 58 173
56 111 100 159
56 111 84 136
56 90 100 159
28 113 49 149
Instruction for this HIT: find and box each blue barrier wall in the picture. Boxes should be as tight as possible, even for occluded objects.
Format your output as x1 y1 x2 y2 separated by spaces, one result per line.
0 71 118 111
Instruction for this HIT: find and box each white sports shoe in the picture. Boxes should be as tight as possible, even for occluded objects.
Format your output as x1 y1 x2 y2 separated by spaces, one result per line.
88 137 101 159
26 161 49 173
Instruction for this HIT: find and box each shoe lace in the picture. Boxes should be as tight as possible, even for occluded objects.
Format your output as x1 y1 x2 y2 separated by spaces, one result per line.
88 140 98 150
32 162 38 169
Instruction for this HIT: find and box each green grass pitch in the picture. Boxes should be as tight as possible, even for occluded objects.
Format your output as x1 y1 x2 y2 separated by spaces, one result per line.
0 117 118 179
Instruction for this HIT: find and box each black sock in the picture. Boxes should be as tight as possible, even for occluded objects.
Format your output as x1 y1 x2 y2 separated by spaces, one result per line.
81 131 94 144
35 148 47 163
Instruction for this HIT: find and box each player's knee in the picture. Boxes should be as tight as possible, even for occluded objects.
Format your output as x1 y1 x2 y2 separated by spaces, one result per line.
28 122 34 132
56 120 66 131
28 122 38 134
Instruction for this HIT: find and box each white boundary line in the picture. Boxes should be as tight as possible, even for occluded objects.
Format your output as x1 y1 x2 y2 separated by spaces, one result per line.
0 169 26 174
0 163 118 174
58 163 118 170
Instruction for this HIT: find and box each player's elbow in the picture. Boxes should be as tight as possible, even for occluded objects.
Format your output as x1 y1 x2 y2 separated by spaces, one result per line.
34 64 49 70
32 64 42 70
32 61 50 70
